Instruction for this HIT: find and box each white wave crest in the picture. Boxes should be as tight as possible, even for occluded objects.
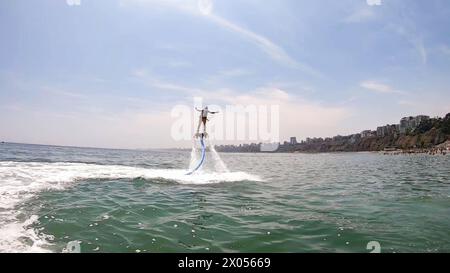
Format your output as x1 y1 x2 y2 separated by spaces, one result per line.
0 161 262 252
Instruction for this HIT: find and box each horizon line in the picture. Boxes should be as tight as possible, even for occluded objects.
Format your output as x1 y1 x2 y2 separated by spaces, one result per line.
2 112 447 150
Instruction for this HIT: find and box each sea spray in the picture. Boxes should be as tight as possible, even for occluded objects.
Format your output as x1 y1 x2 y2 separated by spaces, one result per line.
209 142 229 173
187 139 229 173
188 146 198 170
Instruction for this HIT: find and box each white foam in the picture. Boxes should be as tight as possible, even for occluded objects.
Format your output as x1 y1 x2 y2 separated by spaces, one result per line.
0 161 261 252
0 214 52 253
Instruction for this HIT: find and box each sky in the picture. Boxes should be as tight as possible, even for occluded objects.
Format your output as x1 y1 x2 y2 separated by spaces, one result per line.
1 0 450 149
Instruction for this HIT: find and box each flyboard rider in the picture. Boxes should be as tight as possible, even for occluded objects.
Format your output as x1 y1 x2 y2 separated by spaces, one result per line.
195 106 219 138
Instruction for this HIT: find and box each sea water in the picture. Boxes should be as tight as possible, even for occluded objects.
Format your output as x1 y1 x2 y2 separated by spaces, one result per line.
0 142 449 253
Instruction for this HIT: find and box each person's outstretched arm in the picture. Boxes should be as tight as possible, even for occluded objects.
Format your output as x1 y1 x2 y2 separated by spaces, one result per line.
195 107 202 112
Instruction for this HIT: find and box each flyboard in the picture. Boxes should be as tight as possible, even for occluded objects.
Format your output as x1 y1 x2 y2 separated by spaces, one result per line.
186 133 208 175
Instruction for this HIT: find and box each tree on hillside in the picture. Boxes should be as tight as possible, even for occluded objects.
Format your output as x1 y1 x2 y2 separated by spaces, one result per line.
415 119 433 134
442 113 450 134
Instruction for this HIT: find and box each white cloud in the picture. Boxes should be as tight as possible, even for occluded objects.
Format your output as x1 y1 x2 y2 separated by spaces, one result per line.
41 86 88 99
395 27 427 64
197 0 213 15
345 1 427 65
129 71 352 144
416 41 427 64
387 11 428 64
360 80 405 94
119 0 320 76
194 86 351 143
2 82 352 149
206 14 299 68
366 0 382 6
132 69 205 94
66 0 81 6
344 8 376 23
244 87 352 141
206 68 252 84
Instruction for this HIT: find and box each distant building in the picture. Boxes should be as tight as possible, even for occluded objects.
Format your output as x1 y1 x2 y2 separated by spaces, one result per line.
290 137 297 145
399 117 412 134
376 126 384 137
361 130 375 138
387 124 398 137
260 143 280 152
399 115 430 134
376 124 399 137
349 134 361 144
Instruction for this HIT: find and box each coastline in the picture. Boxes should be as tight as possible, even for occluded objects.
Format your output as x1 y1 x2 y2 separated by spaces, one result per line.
216 113 450 154
217 148 449 155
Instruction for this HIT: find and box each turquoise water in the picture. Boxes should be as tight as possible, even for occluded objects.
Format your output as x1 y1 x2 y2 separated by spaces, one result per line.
0 142 449 253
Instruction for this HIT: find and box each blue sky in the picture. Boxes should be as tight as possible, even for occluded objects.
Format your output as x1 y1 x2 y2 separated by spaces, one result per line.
1 0 450 148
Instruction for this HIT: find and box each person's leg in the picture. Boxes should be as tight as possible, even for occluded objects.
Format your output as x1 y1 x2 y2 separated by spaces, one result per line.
200 117 207 133
196 116 202 134
203 120 207 132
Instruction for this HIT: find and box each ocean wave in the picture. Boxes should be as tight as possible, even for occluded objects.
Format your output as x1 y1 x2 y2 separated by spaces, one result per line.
0 161 261 252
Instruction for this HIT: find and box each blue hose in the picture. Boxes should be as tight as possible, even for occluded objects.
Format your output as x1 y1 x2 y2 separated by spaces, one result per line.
186 135 206 175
